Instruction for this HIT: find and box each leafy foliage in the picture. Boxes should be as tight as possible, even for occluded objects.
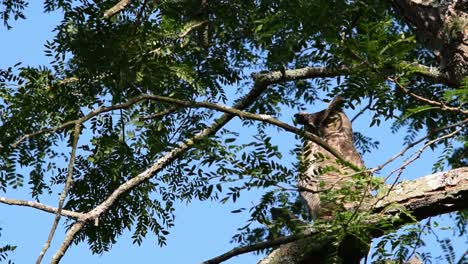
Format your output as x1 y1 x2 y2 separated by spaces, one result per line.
0 228 16 264
0 0 466 262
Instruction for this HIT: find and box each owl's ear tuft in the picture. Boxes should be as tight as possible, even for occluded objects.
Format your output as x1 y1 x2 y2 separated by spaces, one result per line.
328 96 345 111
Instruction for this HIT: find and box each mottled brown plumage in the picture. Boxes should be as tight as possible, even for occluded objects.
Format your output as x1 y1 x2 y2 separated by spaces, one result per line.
295 96 368 264
295 96 364 219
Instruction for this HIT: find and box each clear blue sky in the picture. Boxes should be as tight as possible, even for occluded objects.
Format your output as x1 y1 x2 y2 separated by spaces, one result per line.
0 2 464 264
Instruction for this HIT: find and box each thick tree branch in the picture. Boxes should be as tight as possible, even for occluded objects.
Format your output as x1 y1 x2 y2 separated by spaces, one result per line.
373 167 468 220
391 0 468 85
0 197 83 218
206 167 468 264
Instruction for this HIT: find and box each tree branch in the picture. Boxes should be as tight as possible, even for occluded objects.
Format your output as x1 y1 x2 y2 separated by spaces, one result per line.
138 106 180 120
373 167 468 220
6 64 395 150
0 197 83 219
13 95 357 173
370 118 468 174
103 0 132 19
389 77 468 114
399 62 455 87
179 20 209 38
383 127 462 191
201 230 317 264
12 95 156 148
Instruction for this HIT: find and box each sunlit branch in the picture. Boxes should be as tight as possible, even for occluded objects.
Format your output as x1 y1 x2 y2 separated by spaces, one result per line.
179 20 209 38
0 197 84 218
50 221 85 264
103 0 132 19
399 62 454 87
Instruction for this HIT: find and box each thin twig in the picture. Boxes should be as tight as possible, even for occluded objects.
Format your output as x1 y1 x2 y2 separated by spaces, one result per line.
370 118 468 175
36 123 81 264
133 0 148 30
409 218 431 261
12 120 76 148
386 127 462 183
389 77 468 114
351 97 373 123
139 107 179 120
346 119 466 225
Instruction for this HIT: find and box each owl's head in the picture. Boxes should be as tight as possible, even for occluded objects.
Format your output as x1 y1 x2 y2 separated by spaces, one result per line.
295 96 352 137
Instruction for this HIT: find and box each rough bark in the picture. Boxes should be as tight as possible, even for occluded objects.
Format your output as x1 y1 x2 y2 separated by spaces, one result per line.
258 167 468 264
391 0 468 86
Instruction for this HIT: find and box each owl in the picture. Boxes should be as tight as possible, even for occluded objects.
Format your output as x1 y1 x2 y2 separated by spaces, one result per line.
295 96 365 220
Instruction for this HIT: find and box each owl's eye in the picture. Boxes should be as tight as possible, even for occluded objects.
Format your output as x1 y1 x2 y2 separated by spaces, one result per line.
325 115 341 129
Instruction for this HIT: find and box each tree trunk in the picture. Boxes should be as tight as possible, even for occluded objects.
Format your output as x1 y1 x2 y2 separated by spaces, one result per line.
391 0 468 85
